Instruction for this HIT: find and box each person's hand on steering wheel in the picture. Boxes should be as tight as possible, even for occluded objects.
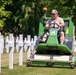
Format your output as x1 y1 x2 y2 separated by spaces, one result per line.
55 23 61 27
49 22 61 30
49 22 59 28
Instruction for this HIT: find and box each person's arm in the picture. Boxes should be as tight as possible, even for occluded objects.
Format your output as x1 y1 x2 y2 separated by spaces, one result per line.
57 18 65 27
57 23 64 27
45 24 50 30
45 19 51 30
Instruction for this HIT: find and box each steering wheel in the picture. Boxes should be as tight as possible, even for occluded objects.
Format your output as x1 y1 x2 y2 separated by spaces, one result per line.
49 22 59 28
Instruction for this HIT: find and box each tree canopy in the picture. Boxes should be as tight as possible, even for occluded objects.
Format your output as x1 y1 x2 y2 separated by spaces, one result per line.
0 0 76 36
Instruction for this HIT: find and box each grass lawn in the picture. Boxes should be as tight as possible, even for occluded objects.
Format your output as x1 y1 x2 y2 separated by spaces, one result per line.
0 52 76 75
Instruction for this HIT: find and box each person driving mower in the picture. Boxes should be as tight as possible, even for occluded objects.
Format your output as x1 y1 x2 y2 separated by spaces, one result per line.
40 9 65 44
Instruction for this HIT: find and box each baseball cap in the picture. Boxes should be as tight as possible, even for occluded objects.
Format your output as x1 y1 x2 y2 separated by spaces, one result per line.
51 9 58 14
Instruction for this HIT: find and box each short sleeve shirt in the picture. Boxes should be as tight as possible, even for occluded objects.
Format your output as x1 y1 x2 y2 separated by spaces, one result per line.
46 17 64 28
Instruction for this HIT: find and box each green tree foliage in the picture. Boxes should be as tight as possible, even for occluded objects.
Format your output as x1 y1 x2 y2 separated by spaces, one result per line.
0 0 76 36
0 0 12 30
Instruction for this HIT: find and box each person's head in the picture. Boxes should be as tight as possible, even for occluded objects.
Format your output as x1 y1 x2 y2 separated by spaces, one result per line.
51 9 58 20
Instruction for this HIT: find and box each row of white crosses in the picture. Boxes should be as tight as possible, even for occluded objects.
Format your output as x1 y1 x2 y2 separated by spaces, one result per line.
25 35 37 59
0 33 38 73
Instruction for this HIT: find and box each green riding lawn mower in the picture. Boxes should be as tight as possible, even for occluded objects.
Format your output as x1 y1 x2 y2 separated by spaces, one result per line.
26 9 76 69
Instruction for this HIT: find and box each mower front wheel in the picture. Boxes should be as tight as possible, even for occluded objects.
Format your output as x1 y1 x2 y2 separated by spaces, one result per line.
26 60 31 67
70 64 74 69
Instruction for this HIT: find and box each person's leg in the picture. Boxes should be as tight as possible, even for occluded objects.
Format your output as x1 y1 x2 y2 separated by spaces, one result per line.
40 32 49 42
40 24 49 42
42 32 49 42
59 31 64 44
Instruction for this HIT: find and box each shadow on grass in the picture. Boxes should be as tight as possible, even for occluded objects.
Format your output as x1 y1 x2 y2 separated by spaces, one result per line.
13 62 26 66
2 66 9 69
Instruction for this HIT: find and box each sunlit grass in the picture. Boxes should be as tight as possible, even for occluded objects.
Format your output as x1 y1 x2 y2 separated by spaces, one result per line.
1 52 76 75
